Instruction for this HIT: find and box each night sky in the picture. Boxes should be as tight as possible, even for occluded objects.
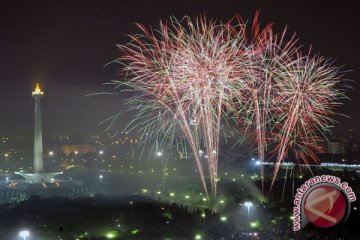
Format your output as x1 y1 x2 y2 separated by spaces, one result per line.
0 0 359 136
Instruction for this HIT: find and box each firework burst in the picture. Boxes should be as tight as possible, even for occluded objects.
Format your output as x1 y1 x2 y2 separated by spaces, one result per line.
111 16 252 196
108 13 348 196
270 53 347 188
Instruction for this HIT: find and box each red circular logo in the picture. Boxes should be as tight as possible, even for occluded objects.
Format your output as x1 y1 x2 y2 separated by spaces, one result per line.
304 185 347 228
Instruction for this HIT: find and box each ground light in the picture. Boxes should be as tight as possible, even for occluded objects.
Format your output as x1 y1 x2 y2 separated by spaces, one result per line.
220 216 227 222
105 231 117 239
250 221 260 228
244 201 253 219
195 233 202 239
19 230 30 240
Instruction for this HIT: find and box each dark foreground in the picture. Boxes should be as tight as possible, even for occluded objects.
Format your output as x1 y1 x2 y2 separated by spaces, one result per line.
1 195 360 240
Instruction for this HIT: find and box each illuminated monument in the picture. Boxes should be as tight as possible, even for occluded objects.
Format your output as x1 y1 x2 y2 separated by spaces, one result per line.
33 82 44 172
14 83 63 185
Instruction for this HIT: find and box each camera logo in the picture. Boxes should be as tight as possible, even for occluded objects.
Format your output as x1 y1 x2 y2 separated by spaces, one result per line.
304 185 347 228
293 175 356 231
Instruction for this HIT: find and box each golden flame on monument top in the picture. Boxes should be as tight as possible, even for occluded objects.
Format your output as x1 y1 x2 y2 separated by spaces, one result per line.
32 82 44 96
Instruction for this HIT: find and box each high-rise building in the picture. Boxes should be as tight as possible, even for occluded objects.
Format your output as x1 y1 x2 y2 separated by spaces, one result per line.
327 141 344 154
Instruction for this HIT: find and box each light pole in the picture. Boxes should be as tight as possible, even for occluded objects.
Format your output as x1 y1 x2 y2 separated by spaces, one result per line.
244 201 253 219
19 230 30 240
156 151 168 192
49 151 54 167
99 174 103 193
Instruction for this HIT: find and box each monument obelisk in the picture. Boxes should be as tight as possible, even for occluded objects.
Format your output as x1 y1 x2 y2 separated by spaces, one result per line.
13 83 62 185
32 83 44 172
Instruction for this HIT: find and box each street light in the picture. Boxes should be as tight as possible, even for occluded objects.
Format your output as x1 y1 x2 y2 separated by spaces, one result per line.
106 231 116 239
99 175 103 193
244 201 253 219
195 233 202 239
19 230 30 240
156 150 167 191
250 221 259 228
220 216 227 222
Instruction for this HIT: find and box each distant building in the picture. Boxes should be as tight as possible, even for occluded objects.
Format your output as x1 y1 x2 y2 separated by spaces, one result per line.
179 151 191 159
352 144 359 152
60 144 97 155
327 142 344 154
